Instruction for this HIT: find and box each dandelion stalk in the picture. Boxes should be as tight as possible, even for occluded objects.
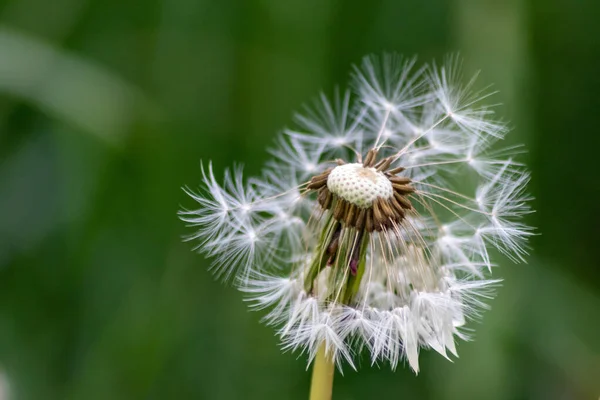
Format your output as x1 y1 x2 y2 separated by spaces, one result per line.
309 344 335 400
181 53 533 381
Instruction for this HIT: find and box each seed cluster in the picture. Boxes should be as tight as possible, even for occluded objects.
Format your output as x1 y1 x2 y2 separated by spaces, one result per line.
307 149 414 232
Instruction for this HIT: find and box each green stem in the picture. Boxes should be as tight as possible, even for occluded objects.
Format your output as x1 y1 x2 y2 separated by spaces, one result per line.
309 344 335 400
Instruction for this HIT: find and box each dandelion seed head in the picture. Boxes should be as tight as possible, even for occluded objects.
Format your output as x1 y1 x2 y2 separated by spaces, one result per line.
181 53 533 374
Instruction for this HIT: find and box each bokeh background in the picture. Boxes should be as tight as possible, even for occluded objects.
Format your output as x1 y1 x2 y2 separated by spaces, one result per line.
0 0 598 399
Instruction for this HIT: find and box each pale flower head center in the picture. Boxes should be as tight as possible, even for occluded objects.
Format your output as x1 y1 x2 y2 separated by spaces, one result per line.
327 163 393 208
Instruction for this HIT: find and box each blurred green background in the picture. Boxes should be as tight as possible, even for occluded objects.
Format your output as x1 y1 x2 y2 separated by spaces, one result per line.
0 0 598 399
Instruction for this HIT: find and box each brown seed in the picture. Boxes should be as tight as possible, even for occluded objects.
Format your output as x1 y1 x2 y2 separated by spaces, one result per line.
335 158 346 166
317 171 332 181
307 169 332 188
307 175 329 190
387 166 406 175
345 203 357 227
327 233 340 255
373 199 385 230
379 199 398 227
333 198 346 220
322 189 333 210
365 209 374 232
326 226 341 266
389 176 412 184
390 195 406 217
379 198 395 219
394 192 413 209
363 149 378 168
382 216 394 230
393 183 415 194
376 157 393 172
317 187 327 206
355 208 367 231
306 181 323 190
338 201 351 225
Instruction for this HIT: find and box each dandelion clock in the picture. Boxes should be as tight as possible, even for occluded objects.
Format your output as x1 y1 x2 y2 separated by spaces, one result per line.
180 54 533 400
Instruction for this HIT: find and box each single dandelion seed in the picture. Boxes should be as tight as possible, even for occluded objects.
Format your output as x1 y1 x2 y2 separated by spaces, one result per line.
180 53 533 398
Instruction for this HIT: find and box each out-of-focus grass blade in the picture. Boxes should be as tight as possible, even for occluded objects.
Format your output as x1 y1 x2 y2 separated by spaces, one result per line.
0 26 152 144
